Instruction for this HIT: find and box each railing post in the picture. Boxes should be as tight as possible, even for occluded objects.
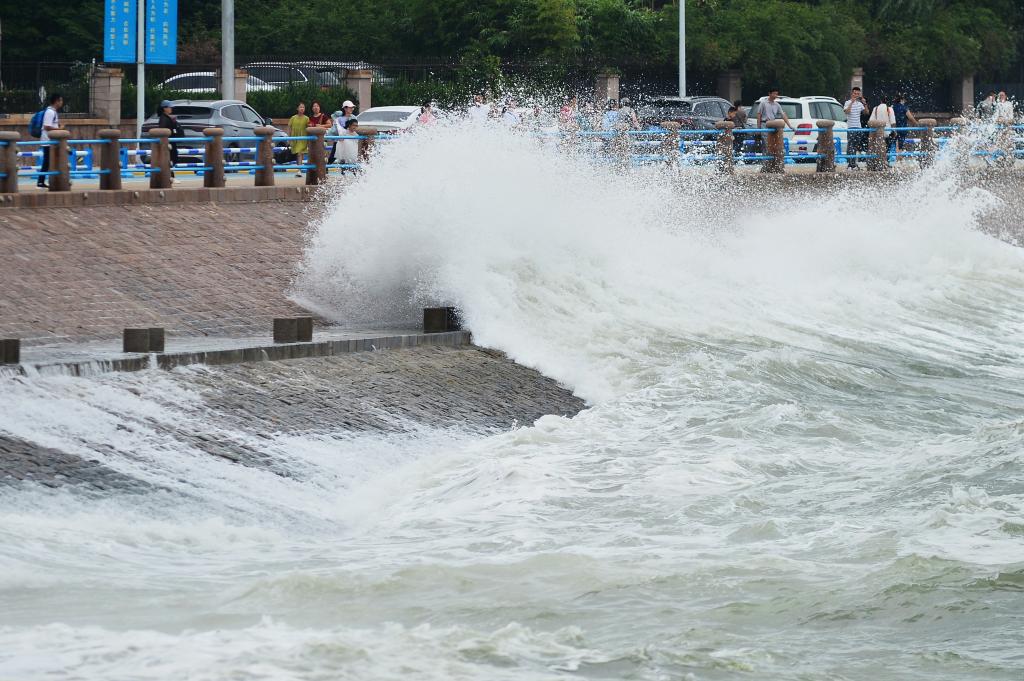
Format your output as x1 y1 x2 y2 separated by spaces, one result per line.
0 132 19 194
47 130 72 192
254 126 276 187
918 118 937 168
995 118 1015 168
306 126 327 185
714 120 735 174
660 122 681 166
148 128 172 189
98 129 122 190
203 127 225 188
867 121 888 171
762 121 785 173
815 120 836 172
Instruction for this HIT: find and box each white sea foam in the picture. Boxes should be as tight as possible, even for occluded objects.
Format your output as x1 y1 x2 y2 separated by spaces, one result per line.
2 122 1024 680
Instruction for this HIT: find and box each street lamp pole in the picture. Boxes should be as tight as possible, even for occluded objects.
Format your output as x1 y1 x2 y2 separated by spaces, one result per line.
222 0 235 100
679 0 686 98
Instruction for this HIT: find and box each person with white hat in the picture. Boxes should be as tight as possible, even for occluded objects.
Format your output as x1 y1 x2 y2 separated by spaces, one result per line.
329 100 358 165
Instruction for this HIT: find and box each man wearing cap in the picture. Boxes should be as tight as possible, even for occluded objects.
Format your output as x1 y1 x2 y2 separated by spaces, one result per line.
157 100 185 183
328 100 357 165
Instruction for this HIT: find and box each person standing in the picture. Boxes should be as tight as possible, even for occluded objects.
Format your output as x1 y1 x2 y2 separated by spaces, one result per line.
501 100 522 127
308 100 330 128
995 91 1015 122
468 94 490 123
978 92 997 119
418 101 437 125
891 94 918 152
328 100 357 165
37 92 63 189
288 102 310 171
732 100 748 156
844 86 869 170
617 97 640 130
756 88 794 160
157 100 185 183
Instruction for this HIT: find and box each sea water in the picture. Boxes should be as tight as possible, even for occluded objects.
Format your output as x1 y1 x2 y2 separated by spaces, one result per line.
1 123 1023 680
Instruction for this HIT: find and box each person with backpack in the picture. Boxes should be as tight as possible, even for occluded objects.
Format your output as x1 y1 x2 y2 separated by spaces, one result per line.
35 93 64 189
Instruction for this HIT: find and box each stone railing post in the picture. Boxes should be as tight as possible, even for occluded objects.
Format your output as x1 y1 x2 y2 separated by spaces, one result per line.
994 117 1015 167
918 118 937 167
253 126 276 187
0 132 19 194
203 127 225 188
358 130 377 165
306 126 327 185
761 120 785 173
659 122 681 166
867 121 888 171
815 120 836 172
714 120 735 174
98 129 122 190
47 130 72 192
147 128 172 189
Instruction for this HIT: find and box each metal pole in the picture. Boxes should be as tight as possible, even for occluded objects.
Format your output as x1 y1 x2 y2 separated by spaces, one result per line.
222 0 235 100
679 0 686 98
136 0 145 137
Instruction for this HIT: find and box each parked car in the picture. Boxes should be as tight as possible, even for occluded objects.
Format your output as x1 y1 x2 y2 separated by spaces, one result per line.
354 106 422 133
296 60 395 87
243 62 342 90
636 95 732 129
157 71 275 94
746 95 849 158
140 99 288 164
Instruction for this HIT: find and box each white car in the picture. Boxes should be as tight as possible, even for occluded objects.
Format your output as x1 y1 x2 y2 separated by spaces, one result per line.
747 95 849 158
157 71 276 94
354 106 423 133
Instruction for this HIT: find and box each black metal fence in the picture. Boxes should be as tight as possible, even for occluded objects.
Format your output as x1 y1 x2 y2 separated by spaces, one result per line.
0 62 93 114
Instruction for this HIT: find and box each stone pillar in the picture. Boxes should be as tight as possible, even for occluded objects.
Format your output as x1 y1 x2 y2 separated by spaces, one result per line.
1 339 20 364
203 128 225 188
716 70 742 104
147 128 172 189
714 120 735 174
994 116 1016 167
98 129 122 190
306 126 327 185
918 118 937 167
357 129 377 163
867 121 888 171
850 67 865 93
344 69 373 112
595 72 620 104
761 120 786 173
233 69 249 103
89 66 123 126
253 126 276 186
952 76 975 116
0 132 19 194
47 130 72 192
815 120 836 172
659 122 681 166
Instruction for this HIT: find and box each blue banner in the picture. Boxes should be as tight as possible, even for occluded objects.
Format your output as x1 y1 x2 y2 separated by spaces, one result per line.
145 0 178 65
103 0 137 63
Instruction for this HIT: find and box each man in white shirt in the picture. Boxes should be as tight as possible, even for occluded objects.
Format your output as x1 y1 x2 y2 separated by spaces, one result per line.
468 94 490 123
38 92 64 189
844 87 869 170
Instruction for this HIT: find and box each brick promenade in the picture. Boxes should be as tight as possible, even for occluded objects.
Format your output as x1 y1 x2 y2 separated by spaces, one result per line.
0 201 319 345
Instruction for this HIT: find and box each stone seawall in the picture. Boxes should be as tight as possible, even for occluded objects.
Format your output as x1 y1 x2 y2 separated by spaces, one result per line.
0 201 317 345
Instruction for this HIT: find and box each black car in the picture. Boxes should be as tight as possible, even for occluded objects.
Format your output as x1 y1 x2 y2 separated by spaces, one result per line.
141 99 288 164
243 62 343 90
636 96 732 129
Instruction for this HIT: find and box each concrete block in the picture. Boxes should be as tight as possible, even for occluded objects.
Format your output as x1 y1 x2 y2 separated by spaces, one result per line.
424 307 461 333
273 317 298 343
148 327 165 353
296 316 313 342
123 328 150 353
1 339 20 364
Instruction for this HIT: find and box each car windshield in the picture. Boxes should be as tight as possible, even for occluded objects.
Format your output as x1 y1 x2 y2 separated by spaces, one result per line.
358 111 413 123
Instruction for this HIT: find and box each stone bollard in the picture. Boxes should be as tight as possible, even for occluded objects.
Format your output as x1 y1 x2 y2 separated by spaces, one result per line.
761 121 786 173
424 307 461 334
0 132 19 194
148 327 165 353
918 118 937 167
306 127 327 185
714 121 735 174
1 339 20 364
47 130 72 192
358 129 378 164
995 118 1016 168
123 328 150 353
273 318 298 343
98 129 123 191
254 126 277 187
203 128 226 188
296 317 313 342
815 120 836 172
659 122 681 166
867 121 888 171
147 128 172 189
